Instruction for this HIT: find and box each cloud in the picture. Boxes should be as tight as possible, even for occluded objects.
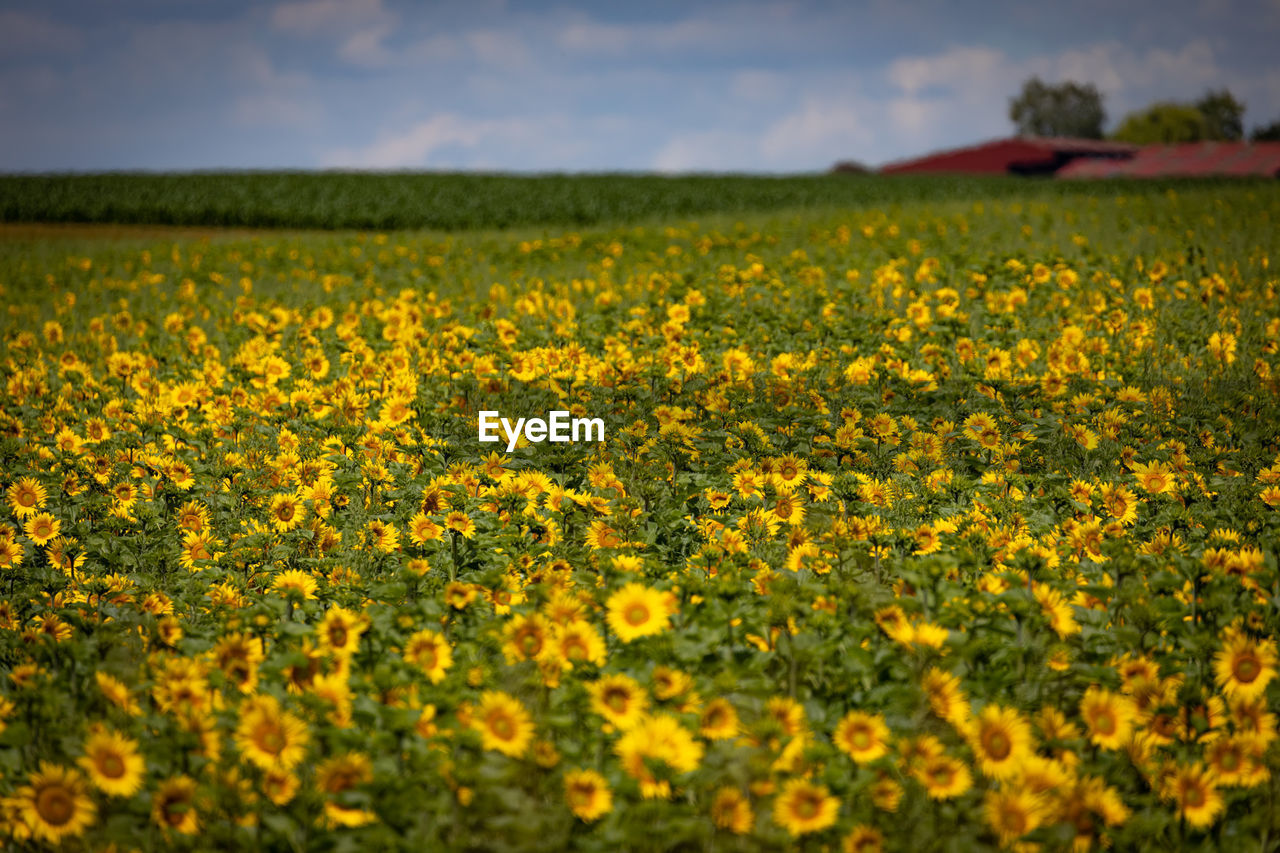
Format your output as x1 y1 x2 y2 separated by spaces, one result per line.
759 97 873 162
322 114 543 168
0 10 82 56
271 0 393 35
272 0 396 67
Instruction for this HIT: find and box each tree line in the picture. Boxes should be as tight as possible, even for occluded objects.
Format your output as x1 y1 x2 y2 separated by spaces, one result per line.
1009 78 1280 143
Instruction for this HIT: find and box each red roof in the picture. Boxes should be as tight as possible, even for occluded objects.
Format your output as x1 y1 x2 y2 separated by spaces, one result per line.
1058 142 1280 178
878 136 1136 175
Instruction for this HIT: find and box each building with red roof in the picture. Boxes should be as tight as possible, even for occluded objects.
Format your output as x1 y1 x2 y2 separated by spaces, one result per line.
870 137 1280 178
1056 141 1280 178
877 137 1137 176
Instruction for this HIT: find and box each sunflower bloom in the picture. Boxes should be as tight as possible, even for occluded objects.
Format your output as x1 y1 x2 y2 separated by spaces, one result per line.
1079 686 1136 750
587 673 649 730
1163 763 1224 829
403 629 453 684
472 691 535 758
606 583 671 642
235 695 310 772
984 788 1046 847
834 711 891 764
1214 632 1277 700
16 762 96 843
968 704 1033 780
78 729 146 797
772 778 839 837
711 787 754 834
152 775 200 836
564 769 612 822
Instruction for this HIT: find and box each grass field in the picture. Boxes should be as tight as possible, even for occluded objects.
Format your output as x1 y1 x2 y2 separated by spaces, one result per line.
0 177 1278 850
0 171 1265 231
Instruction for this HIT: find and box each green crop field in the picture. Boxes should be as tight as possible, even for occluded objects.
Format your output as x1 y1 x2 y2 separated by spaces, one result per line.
0 171 1263 231
0 177 1279 850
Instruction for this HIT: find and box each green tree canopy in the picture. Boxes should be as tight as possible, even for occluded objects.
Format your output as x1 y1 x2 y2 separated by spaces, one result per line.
1250 119 1280 142
1009 77 1106 139
1111 103 1209 144
1195 89 1246 141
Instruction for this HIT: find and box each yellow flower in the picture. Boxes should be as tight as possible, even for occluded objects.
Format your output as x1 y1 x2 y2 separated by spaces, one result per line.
7 476 47 518
235 694 310 771
563 769 612 822
79 729 146 797
915 754 971 800
588 673 649 730
1214 631 1277 700
772 777 839 837
403 629 453 684
152 775 200 836
968 704 1032 780
270 569 318 600
408 511 444 545
317 752 376 828
1163 763 1224 829
711 786 754 834
1079 686 1136 750
16 762 96 843
843 824 885 853
833 711 891 764
699 698 740 740
614 713 703 798
472 691 535 758
317 606 367 659
983 788 1046 847
23 512 61 547
606 583 671 642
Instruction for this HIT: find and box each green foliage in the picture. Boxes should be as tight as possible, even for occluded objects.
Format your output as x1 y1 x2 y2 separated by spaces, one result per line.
1008 77 1106 139
1112 103 1210 144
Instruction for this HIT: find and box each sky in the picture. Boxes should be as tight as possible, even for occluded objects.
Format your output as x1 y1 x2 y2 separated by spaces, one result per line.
1 0 1278 173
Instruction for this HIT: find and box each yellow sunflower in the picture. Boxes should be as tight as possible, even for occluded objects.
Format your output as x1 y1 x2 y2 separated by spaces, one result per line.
234 695 310 771
968 704 1032 780
614 713 703 799
915 754 972 800
711 786 754 834
1079 686 1136 750
699 698 741 740
843 824 885 853
16 762 96 843
316 752 376 828
152 775 200 836
471 691 535 758
270 569 318 600
501 613 551 663
317 606 367 659
772 777 839 837
563 769 612 822
407 511 444 545
549 620 607 668
984 788 1046 847
587 673 649 730
403 629 453 684
78 729 146 797
23 512 61 547
606 583 671 642
1214 632 1277 700
7 476 47 518
833 710 891 764
1163 763 1223 829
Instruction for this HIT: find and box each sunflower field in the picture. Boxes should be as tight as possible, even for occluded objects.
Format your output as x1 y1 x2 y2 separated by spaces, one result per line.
1 181 1279 851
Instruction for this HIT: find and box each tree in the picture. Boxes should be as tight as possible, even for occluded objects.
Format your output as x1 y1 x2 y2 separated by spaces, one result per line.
1195 89 1245 141
1250 120 1280 142
1111 103 1208 144
1009 77 1106 139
